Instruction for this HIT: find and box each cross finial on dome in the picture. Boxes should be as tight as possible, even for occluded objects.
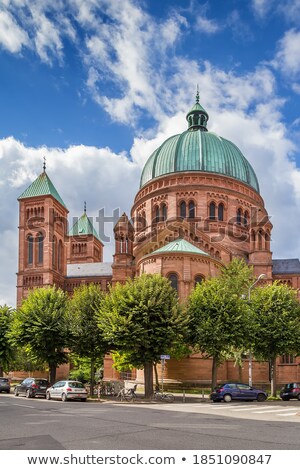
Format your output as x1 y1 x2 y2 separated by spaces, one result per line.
196 85 200 103
43 156 46 172
84 201 87 213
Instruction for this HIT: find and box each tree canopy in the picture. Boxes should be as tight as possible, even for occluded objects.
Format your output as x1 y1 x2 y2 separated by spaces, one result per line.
68 283 110 393
251 281 300 396
187 259 253 389
0 305 15 376
10 287 69 383
97 274 188 397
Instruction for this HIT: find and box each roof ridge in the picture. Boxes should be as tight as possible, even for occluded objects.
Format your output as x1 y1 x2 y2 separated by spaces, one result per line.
69 211 100 241
18 172 67 209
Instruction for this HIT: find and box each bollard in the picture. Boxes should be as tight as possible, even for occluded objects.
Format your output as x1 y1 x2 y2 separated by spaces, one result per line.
183 390 185 403
202 389 204 399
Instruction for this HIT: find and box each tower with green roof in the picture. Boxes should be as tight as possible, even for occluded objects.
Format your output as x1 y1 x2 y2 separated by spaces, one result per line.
17 167 69 305
67 203 103 264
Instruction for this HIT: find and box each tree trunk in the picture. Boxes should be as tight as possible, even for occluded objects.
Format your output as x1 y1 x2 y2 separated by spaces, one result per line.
0 365 3 377
270 356 277 397
90 358 95 397
211 357 218 391
154 363 159 390
144 362 153 398
49 364 56 385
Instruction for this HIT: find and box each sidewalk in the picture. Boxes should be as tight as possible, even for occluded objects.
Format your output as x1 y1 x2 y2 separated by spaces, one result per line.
90 392 211 403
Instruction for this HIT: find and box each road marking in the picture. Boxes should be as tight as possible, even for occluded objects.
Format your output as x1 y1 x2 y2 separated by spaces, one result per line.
25 420 61 425
13 404 35 409
253 407 299 414
276 412 299 416
229 406 279 412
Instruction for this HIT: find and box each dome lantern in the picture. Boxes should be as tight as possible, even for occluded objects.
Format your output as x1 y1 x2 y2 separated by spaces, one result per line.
186 90 209 131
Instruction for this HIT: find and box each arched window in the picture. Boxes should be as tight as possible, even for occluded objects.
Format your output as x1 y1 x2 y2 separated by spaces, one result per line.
194 275 204 287
161 204 167 221
237 208 242 225
218 203 224 221
168 273 178 292
154 206 159 223
209 202 216 220
37 233 43 264
27 235 33 265
141 211 146 229
244 210 249 226
265 231 271 250
180 201 186 218
58 240 63 271
188 201 195 219
52 236 57 268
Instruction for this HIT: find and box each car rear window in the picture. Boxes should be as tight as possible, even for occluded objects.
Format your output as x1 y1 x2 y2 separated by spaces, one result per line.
68 382 85 389
35 380 48 386
0 378 8 383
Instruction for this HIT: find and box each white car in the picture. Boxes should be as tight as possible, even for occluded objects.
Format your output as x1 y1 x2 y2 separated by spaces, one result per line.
46 380 88 402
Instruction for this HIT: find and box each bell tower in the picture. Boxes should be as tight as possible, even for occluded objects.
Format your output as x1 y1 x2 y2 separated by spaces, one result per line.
112 212 135 284
17 165 68 306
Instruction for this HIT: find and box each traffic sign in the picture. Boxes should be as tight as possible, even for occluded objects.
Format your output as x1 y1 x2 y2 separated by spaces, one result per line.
160 355 170 359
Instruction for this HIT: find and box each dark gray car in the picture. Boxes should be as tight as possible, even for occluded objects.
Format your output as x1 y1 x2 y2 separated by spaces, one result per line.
0 377 10 393
14 378 49 398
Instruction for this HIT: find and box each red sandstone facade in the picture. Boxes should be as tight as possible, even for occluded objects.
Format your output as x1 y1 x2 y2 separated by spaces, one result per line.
16 98 300 387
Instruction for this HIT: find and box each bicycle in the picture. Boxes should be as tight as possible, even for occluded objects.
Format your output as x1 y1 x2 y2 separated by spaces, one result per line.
150 390 174 403
118 384 137 402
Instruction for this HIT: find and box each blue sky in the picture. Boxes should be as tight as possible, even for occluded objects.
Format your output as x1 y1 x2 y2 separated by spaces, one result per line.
1 0 300 306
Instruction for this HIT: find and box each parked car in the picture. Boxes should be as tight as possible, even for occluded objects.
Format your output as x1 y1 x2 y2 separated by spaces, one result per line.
14 378 49 398
0 377 10 393
210 383 268 403
46 380 88 402
280 383 300 401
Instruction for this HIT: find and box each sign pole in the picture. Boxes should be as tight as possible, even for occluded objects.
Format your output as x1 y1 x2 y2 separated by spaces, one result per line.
160 355 170 394
161 358 165 394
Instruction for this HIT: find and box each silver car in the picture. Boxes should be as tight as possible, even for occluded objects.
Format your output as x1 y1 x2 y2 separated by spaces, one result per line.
46 380 88 402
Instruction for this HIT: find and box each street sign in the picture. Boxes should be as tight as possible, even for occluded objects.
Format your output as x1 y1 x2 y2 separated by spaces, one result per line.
160 355 170 359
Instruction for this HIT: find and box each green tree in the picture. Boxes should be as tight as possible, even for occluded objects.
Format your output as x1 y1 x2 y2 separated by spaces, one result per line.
98 274 188 398
251 282 300 397
9 346 46 374
0 305 15 376
68 284 109 394
10 287 69 384
187 259 253 390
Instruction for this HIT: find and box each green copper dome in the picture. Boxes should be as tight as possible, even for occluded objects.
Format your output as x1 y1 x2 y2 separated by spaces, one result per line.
140 94 259 193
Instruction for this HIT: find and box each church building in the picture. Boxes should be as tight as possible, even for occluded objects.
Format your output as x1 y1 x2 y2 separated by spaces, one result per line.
16 93 300 386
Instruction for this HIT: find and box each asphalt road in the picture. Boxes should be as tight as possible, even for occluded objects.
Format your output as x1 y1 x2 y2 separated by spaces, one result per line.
0 394 300 450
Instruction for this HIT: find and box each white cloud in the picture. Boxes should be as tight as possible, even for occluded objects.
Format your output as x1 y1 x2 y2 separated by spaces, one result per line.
0 10 29 53
273 28 300 76
195 16 220 34
251 0 274 18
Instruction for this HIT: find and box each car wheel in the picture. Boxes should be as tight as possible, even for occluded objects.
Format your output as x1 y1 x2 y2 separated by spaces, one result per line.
6 390 10 394
61 393 68 402
26 389 32 398
297 394 300 401
14 388 19 396
257 393 266 402
223 394 232 403
281 397 290 401
46 392 51 400
81 398 87 402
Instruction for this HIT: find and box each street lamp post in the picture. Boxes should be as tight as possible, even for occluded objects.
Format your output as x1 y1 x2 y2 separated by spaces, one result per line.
248 273 267 387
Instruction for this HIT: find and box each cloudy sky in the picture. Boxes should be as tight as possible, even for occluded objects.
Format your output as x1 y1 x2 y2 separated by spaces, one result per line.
1 0 300 307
